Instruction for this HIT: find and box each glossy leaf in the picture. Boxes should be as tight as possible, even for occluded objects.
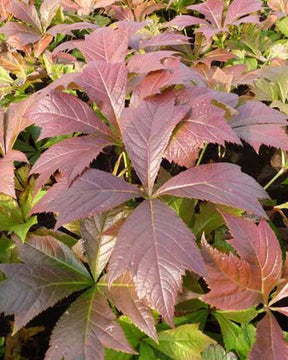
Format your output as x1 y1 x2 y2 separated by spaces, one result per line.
0 235 91 333
146 324 215 360
31 135 112 193
27 90 113 140
108 199 206 325
230 101 288 152
249 311 288 360
102 273 157 341
80 207 129 279
31 169 142 228
78 61 127 129
120 93 188 195
45 287 135 360
156 163 267 217
222 214 282 303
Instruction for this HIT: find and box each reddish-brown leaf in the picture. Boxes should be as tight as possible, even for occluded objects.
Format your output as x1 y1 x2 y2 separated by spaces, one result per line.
31 136 112 194
120 93 189 195
127 51 178 74
9 0 42 32
156 163 267 217
78 61 127 129
139 33 191 49
0 22 42 47
108 199 206 326
249 311 288 360
31 169 142 228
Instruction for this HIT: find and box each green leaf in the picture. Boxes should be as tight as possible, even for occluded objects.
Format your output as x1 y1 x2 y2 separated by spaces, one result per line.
192 203 224 239
216 308 258 324
277 17 288 38
214 313 239 352
0 194 24 231
164 196 195 225
201 344 237 359
0 66 13 84
235 324 256 359
146 324 215 360
0 235 17 263
9 216 38 243
139 343 158 360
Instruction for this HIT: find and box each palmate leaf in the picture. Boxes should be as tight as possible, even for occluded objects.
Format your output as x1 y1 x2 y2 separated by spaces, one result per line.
146 324 215 360
108 199 206 326
0 235 92 334
230 101 288 152
201 215 282 309
78 61 127 130
27 90 113 141
31 169 142 228
249 311 288 360
224 0 262 26
188 0 225 29
101 273 157 341
156 163 267 218
45 287 135 360
120 92 189 195
31 135 112 194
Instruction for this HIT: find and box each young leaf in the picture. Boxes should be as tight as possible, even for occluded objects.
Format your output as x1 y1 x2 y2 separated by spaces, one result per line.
230 101 288 152
27 90 113 140
156 163 267 218
80 207 129 279
31 169 142 228
249 311 288 360
202 344 237 359
120 93 188 195
166 97 240 167
146 324 215 360
31 135 112 193
77 27 129 63
0 235 92 333
201 238 263 310
222 214 282 303
102 273 157 341
78 61 127 129
45 287 135 360
108 199 206 326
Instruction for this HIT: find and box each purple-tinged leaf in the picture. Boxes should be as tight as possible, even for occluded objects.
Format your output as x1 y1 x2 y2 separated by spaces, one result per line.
272 307 288 317
156 163 267 217
166 15 208 28
40 0 61 30
176 86 239 108
230 101 288 152
0 0 10 21
9 0 42 32
188 0 225 29
139 33 191 49
45 288 135 360
222 214 282 303
80 207 129 279
0 150 27 198
108 199 206 326
102 273 157 341
77 27 129 63
78 61 127 129
27 90 113 140
121 93 189 195
0 235 91 333
0 22 42 47
166 97 241 167
32 136 112 194
270 282 288 306
127 51 178 74
47 22 99 36
31 169 142 228
36 72 80 98
224 0 262 26
249 311 288 360
195 26 223 41
131 58 203 104
0 107 4 153
201 237 263 310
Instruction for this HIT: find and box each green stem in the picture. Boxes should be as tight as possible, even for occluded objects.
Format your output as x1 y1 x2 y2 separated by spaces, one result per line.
122 151 132 183
263 168 285 190
196 144 208 166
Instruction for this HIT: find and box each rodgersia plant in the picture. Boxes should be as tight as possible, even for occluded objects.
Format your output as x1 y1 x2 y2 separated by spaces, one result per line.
0 1 288 359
